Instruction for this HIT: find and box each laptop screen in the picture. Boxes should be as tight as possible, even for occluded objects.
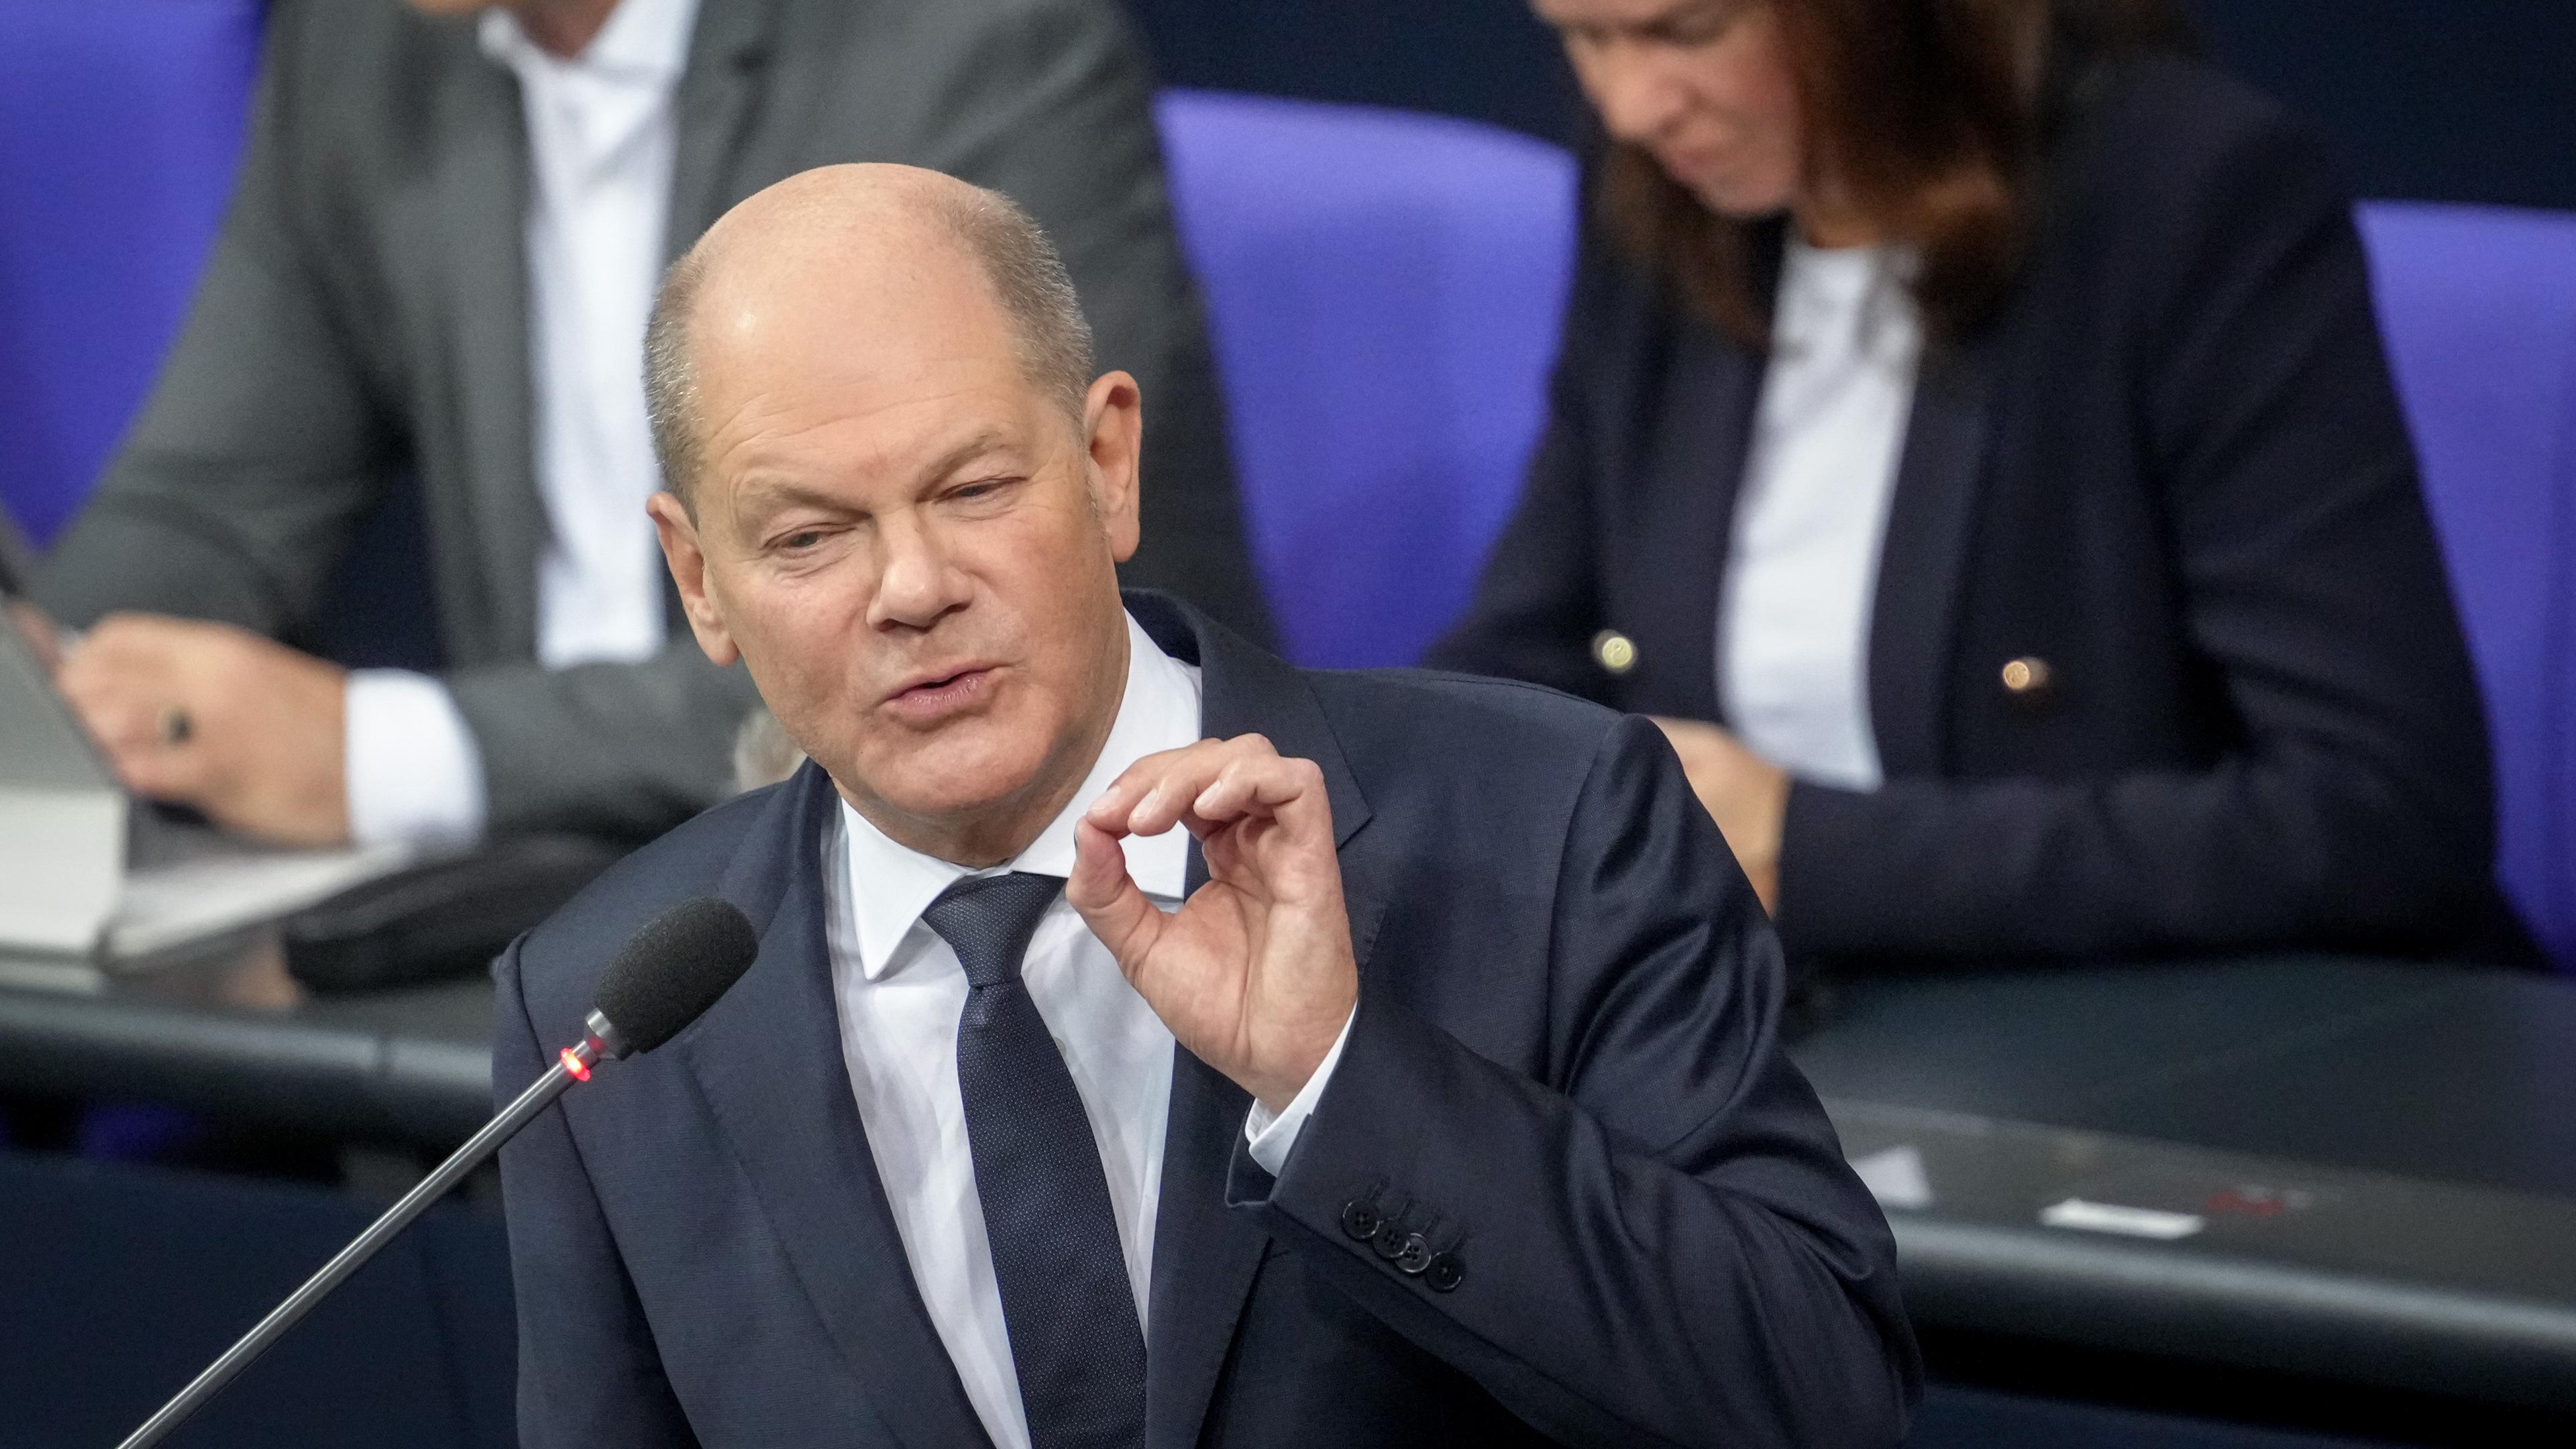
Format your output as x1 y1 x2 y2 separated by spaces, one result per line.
0 591 117 795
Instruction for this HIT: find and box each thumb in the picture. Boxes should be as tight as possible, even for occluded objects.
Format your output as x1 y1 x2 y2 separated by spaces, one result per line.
1068 817 1163 969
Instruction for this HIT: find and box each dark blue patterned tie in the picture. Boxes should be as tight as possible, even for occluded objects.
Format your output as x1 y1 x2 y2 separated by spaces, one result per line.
922 871 1147 1449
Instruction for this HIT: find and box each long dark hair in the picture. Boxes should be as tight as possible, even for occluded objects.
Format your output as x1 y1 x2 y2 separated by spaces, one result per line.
1597 0 2198 342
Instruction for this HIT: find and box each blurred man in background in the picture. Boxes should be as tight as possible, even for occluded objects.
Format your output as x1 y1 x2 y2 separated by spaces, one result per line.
33 0 1271 852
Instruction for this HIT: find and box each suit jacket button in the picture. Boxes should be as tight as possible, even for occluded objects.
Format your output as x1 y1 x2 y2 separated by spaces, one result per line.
2000 655 2055 706
1592 629 1638 676
1393 1234 1434 1275
1424 1252 1465 1293
1340 1201 1382 1242
1372 1221 1411 1261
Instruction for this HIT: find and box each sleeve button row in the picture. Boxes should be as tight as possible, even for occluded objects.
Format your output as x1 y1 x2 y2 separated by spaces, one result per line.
1371 1221 1413 1262
1343 1196 1464 1290
1393 1234 1436 1275
1340 1200 1383 1242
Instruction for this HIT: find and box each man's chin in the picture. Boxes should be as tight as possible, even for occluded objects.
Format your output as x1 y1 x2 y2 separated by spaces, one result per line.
839 726 1057 837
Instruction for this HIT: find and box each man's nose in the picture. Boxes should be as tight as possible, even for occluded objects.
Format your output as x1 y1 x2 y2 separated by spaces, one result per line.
869 513 971 631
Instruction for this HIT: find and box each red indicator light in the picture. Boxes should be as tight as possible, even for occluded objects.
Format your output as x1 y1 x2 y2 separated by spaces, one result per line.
560 1047 592 1082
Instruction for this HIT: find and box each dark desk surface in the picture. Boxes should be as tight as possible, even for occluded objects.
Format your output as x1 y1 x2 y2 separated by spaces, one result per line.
1793 955 2576 1197
6 943 2573 1412
0 936 494 1147
1791 957 2576 1415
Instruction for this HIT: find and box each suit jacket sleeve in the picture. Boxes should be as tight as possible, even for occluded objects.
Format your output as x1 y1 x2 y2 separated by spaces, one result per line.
1778 109 2500 962
902 0 1275 649
1229 716 1918 1448
447 645 761 841
1419 232 1613 699
494 938 701 1448
35 13 390 634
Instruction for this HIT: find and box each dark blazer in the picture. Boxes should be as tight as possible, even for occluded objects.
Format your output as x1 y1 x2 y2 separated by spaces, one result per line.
494 592 1917 1449
1430 57 2518 965
38 0 1274 841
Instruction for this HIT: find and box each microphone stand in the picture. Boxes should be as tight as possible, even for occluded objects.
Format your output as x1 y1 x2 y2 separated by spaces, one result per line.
117 1013 621 1449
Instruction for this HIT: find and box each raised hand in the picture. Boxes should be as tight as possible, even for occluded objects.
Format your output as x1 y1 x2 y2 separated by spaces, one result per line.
1067 733 1356 1114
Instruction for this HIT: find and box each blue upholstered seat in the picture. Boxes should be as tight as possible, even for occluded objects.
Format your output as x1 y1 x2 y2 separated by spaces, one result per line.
2361 201 2576 969
0 0 263 547
1155 89 1577 669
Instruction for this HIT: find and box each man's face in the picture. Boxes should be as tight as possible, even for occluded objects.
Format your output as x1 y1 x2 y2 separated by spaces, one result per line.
653 233 1142 859
1536 0 1806 218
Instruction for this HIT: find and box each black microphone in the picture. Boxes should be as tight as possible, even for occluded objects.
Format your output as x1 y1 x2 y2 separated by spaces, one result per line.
117 897 759 1449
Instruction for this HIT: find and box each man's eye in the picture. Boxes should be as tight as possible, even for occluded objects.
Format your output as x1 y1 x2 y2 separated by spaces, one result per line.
780 530 825 551
946 478 1017 507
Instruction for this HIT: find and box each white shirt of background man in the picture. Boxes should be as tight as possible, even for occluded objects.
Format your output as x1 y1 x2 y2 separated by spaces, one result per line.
342 0 700 849
1718 237 1924 792
824 611 1347 1449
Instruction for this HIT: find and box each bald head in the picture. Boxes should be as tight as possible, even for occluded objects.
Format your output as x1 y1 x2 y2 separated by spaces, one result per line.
643 164 1096 508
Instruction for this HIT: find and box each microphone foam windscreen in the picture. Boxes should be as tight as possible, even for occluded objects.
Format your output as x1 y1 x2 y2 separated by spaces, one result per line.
591 897 760 1056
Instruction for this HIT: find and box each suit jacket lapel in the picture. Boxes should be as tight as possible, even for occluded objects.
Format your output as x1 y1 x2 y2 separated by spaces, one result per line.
430 52 545 657
1129 596 1386 1449
665 0 780 262
681 763 996 1449
1867 332 1998 776
1635 323 1765 722
1143 1036 1261 1449
1623 222 1783 724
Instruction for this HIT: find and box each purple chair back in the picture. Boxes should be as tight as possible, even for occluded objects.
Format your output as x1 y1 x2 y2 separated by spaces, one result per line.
0 0 262 547
2359 201 2576 969
1155 90 1576 668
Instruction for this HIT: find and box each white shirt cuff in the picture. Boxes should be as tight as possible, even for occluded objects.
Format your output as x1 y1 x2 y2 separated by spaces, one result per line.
1244 1008 1355 1176
345 669 488 851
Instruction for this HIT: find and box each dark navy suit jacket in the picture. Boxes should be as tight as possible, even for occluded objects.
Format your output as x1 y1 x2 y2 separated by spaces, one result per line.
1430 57 2524 966
494 592 1917 1448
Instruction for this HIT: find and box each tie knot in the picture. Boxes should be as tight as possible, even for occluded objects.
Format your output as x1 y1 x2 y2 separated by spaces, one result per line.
922 871 1064 989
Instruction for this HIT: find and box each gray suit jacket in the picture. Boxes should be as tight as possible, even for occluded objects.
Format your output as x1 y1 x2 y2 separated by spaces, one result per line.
40 0 1273 841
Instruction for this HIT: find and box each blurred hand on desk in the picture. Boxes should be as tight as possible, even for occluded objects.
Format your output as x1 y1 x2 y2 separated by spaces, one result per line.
51 612 352 847
1651 716 1788 916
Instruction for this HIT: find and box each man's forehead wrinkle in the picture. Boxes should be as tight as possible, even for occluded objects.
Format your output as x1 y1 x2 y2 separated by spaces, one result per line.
704 386 1030 516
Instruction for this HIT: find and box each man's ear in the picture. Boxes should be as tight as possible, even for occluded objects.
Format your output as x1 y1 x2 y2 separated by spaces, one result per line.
1082 370 1143 564
648 490 742 667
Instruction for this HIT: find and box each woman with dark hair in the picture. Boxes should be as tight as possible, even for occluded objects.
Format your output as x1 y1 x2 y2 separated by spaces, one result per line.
1430 0 2526 965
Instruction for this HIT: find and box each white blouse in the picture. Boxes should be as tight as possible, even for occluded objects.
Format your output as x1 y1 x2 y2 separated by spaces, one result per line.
1717 237 1923 792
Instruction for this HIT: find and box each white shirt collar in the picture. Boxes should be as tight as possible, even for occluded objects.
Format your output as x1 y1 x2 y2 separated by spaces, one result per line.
837 611 1203 981
478 0 698 81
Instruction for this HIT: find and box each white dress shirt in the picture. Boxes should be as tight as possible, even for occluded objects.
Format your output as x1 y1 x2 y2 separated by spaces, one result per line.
823 611 1344 1449
1718 237 1923 792
343 0 698 849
